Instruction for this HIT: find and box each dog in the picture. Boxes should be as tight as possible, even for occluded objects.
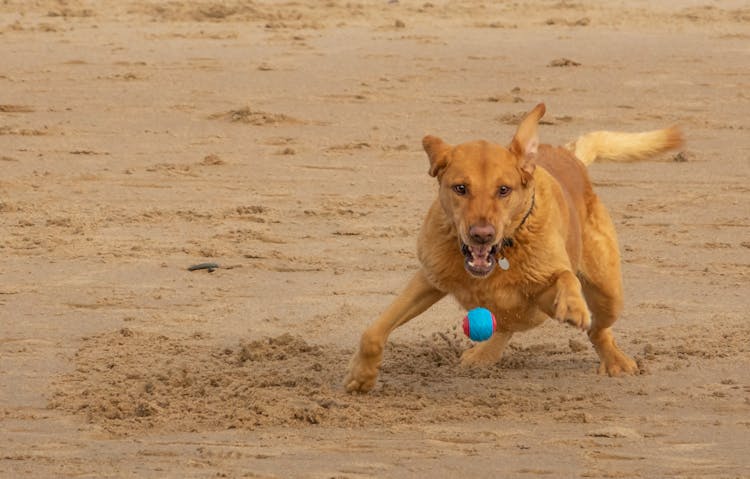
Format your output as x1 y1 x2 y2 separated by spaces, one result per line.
344 103 682 393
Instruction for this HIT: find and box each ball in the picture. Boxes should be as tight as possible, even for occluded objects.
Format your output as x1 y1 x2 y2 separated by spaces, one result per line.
462 307 496 341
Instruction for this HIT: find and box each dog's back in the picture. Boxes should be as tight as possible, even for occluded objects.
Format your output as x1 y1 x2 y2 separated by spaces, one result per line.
537 144 593 214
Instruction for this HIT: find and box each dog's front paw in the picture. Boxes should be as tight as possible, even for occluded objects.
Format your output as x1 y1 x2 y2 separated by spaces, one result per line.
554 290 591 331
344 349 381 394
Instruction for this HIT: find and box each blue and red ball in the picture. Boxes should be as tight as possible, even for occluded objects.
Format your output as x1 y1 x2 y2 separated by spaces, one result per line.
462 307 497 341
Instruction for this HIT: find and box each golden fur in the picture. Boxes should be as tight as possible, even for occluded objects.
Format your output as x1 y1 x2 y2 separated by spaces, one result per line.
345 104 683 393
567 127 683 165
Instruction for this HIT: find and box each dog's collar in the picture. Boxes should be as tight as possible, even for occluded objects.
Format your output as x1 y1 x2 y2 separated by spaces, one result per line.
500 191 535 252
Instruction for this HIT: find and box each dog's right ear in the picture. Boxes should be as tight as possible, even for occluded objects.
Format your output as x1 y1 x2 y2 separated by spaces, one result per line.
510 103 545 184
423 135 451 178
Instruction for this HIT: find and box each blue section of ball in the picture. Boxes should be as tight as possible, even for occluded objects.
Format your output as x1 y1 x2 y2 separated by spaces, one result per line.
466 307 495 341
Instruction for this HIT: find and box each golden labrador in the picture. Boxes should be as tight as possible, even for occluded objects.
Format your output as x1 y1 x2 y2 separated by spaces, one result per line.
345 103 682 393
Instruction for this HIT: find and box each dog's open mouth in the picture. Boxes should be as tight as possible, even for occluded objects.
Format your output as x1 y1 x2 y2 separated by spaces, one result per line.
461 243 498 277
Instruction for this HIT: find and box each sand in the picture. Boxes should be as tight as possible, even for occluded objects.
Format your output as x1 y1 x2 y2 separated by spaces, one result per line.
1 1 749 477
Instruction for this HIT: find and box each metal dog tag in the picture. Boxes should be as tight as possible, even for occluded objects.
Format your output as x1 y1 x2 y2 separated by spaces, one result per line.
498 257 510 270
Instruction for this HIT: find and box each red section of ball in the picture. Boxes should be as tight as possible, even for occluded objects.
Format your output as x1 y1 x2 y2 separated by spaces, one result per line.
462 315 470 337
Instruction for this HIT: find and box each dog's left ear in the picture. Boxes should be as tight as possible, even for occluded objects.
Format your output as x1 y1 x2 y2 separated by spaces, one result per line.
423 135 451 178
510 103 545 184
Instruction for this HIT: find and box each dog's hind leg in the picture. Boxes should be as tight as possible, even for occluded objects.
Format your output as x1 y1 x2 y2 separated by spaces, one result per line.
579 200 638 376
344 270 446 393
460 329 514 368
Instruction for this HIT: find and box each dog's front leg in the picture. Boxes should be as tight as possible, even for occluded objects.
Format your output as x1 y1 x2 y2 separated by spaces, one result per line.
344 270 446 393
537 270 592 331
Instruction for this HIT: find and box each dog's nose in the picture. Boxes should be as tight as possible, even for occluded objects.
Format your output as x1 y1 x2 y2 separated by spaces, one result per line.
469 224 495 244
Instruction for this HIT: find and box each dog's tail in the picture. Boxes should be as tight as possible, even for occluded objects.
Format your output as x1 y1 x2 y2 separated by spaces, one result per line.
566 126 683 166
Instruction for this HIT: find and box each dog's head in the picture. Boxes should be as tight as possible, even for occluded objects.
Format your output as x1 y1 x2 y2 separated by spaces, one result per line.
423 103 544 278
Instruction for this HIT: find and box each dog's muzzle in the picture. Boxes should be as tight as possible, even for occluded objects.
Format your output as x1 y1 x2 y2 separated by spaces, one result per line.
461 242 499 278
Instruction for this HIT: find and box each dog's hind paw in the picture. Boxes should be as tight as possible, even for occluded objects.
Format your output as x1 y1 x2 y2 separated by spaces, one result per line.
460 345 501 368
597 349 638 376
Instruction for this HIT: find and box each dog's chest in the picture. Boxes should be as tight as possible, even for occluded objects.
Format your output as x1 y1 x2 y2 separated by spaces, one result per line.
449 273 527 312
419 238 535 312
421 251 544 329
449 276 546 331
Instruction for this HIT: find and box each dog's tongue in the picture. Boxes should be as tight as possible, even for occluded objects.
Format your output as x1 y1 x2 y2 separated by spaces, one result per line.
468 245 493 268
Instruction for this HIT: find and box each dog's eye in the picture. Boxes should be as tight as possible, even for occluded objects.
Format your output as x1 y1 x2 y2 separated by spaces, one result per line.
452 184 467 196
498 186 512 197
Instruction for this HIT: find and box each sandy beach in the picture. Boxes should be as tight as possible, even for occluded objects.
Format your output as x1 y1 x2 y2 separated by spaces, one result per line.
1 1 749 477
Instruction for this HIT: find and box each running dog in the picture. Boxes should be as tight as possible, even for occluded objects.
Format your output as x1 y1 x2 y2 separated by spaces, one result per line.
345 103 682 393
